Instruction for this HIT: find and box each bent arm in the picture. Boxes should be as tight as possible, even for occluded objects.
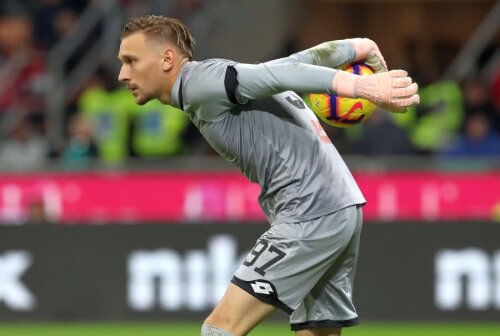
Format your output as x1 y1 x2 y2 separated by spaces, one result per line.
232 39 388 102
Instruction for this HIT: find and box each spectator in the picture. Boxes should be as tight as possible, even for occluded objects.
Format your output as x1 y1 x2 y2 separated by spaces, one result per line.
441 112 500 157
0 10 48 134
0 117 48 170
391 74 464 155
130 100 189 157
59 113 97 169
78 69 132 164
31 0 87 50
462 75 499 133
351 108 416 156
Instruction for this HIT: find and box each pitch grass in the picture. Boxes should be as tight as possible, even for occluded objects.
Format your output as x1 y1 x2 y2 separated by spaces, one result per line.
1 322 500 336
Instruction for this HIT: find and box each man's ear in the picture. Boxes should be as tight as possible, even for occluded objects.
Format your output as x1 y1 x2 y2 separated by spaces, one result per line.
162 48 175 71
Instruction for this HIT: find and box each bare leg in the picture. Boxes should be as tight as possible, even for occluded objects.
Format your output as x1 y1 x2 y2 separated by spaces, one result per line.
203 283 277 336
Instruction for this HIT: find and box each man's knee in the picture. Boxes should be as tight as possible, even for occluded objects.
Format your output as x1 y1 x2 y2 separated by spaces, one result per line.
200 323 234 336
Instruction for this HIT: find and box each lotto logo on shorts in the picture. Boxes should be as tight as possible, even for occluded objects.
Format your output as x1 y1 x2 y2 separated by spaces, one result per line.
251 281 274 295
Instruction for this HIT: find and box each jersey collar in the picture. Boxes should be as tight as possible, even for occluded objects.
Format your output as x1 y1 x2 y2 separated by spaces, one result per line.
170 63 189 110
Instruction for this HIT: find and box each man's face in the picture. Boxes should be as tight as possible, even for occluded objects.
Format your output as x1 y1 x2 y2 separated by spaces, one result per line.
118 32 166 105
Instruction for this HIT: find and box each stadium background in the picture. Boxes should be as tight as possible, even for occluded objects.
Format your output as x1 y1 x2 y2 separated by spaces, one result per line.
0 0 499 335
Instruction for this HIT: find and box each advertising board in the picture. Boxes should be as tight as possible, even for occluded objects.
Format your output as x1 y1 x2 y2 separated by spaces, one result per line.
1 222 499 321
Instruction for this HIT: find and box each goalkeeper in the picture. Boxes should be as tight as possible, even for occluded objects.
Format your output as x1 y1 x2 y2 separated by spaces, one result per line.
118 15 418 336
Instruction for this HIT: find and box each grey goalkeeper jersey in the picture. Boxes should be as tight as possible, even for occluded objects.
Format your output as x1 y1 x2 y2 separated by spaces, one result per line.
170 58 366 223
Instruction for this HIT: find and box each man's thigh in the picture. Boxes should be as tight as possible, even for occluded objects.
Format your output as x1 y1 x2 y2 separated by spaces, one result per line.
204 283 277 336
233 205 361 315
291 206 362 332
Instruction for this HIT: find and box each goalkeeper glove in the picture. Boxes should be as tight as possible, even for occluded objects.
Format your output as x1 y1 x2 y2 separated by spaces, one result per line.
347 38 388 73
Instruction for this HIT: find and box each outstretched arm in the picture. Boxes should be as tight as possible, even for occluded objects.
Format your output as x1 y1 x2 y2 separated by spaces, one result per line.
267 38 387 74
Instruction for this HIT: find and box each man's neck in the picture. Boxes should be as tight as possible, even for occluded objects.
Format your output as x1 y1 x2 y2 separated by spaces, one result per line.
159 58 190 105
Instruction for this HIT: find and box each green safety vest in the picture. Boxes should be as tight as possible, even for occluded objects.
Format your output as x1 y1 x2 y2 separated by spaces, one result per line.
131 99 188 156
391 80 464 151
79 87 132 163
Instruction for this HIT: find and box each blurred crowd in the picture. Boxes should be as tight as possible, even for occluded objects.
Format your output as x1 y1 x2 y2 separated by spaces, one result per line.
0 0 498 171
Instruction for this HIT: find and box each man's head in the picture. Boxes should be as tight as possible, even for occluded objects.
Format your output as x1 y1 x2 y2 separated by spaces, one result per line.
118 15 194 105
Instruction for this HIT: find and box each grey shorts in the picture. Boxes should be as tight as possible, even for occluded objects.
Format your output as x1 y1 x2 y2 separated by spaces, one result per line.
232 204 363 331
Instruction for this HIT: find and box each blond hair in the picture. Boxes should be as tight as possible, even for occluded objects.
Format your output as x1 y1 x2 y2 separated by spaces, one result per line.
121 15 195 60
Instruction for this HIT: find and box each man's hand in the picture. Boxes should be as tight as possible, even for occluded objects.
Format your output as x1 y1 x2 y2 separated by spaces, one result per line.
347 38 387 73
355 70 419 112
332 69 420 113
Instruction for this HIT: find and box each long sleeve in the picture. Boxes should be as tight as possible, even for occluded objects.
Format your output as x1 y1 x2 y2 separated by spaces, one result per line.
266 40 356 69
234 61 338 103
233 40 357 103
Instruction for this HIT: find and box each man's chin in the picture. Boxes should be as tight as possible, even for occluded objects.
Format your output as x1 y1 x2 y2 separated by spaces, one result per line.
135 95 151 105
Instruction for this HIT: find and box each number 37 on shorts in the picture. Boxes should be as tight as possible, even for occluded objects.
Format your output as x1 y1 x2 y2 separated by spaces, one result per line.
243 239 287 276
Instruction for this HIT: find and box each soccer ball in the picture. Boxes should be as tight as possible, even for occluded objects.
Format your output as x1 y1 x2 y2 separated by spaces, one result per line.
309 63 376 128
